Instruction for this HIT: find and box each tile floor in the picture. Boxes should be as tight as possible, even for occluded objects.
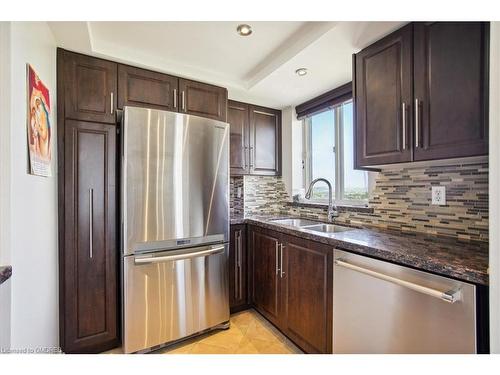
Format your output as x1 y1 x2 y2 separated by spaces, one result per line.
107 309 302 354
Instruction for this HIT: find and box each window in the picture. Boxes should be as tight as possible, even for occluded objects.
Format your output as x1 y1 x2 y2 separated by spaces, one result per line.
303 100 369 204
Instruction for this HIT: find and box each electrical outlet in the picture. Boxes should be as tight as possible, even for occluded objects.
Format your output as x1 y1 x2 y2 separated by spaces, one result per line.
432 186 446 205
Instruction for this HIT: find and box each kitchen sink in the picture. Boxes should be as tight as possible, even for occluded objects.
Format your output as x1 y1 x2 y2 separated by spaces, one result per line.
269 218 353 234
270 218 321 227
303 224 353 233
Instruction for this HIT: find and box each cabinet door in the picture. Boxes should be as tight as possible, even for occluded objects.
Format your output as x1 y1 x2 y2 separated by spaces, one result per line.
117 64 179 111
249 105 281 175
355 23 413 167
229 225 248 312
249 226 281 326
281 235 333 353
228 100 250 175
413 22 489 161
62 120 118 353
62 50 117 124
179 79 227 121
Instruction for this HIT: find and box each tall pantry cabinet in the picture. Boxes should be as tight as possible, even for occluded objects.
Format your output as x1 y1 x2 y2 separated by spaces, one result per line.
58 49 119 353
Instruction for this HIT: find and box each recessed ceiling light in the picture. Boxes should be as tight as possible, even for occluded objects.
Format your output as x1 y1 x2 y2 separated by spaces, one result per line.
295 68 308 76
237 24 253 36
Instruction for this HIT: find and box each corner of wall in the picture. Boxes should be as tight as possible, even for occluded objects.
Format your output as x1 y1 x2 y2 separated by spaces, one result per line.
281 105 304 200
281 106 293 198
0 21 12 352
489 20 500 354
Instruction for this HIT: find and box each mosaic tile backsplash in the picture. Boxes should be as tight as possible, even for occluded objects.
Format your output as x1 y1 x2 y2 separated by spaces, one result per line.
229 177 244 217
231 162 489 242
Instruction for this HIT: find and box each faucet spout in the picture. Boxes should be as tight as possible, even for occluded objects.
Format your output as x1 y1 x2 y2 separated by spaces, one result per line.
305 178 339 222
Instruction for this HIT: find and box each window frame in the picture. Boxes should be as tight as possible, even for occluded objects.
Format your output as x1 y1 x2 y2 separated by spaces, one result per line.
302 99 369 206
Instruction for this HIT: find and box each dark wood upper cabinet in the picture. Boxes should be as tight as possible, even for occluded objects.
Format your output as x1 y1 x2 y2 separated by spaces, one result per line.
229 225 248 313
179 78 227 122
354 22 489 168
228 100 250 175
354 23 413 167
61 120 119 353
249 105 282 176
281 234 333 354
117 64 179 111
249 226 282 327
61 50 117 124
227 101 282 176
413 22 489 160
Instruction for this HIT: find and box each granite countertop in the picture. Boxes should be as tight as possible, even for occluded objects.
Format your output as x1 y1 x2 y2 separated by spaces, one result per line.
231 215 489 286
0 265 12 285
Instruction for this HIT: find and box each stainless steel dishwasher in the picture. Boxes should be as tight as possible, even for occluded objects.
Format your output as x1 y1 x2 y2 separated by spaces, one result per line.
333 249 477 353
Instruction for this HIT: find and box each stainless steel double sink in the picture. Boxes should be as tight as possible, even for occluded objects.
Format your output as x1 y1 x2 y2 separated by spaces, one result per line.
269 218 353 233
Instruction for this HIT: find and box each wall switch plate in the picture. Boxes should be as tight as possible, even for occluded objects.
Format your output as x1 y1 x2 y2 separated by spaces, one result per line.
432 186 446 205
237 187 242 198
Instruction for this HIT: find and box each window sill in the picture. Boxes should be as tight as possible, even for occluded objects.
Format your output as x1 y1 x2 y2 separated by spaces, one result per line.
286 201 374 214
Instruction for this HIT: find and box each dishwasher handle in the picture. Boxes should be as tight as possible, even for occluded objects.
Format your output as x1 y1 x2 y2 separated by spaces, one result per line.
135 245 225 265
334 259 461 303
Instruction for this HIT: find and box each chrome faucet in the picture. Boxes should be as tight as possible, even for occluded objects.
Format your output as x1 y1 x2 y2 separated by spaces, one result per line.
305 178 339 222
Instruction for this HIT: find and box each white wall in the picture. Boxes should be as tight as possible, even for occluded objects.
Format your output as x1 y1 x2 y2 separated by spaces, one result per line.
281 107 293 197
489 21 500 354
0 21 12 351
7 22 59 350
281 106 305 198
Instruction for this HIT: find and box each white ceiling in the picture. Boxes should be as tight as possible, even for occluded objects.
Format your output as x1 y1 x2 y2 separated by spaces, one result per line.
48 21 404 109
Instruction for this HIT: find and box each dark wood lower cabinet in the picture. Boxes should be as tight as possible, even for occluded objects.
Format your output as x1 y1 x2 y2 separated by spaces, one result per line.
281 234 333 354
229 225 248 313
249 226 282 327
60 120 119 353
248 225 333 353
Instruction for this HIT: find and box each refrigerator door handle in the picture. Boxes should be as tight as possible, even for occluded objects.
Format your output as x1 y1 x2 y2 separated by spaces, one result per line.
334 259 461 303
134 245 225 265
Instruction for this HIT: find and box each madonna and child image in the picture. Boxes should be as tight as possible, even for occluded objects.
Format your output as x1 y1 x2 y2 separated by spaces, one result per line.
27 64 52 177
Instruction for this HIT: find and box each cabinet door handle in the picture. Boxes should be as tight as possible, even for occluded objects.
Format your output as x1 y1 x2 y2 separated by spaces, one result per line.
334 259 460 303
275 242 280 276
237 231 243 300
89 188 94 259
173 89 177 108
237 231 242 268
280 243 285 278
110 92 114 115
234 231 240 300
249 146 254 168
243 146 248 169
401 102 406 151
181 91 186 111
415 98 419 148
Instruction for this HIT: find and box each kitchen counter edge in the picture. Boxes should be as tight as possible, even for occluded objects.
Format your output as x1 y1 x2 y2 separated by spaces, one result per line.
230 216 489 286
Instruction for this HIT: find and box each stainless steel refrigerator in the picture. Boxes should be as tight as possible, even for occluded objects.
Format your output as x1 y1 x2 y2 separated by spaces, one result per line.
121 106 230 353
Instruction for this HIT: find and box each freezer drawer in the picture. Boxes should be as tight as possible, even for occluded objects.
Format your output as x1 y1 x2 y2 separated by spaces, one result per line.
333 249 476 354
123 244 230 353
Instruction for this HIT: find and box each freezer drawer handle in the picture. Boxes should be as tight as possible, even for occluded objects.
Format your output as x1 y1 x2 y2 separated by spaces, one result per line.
334 259 461 303
134 245 225 265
